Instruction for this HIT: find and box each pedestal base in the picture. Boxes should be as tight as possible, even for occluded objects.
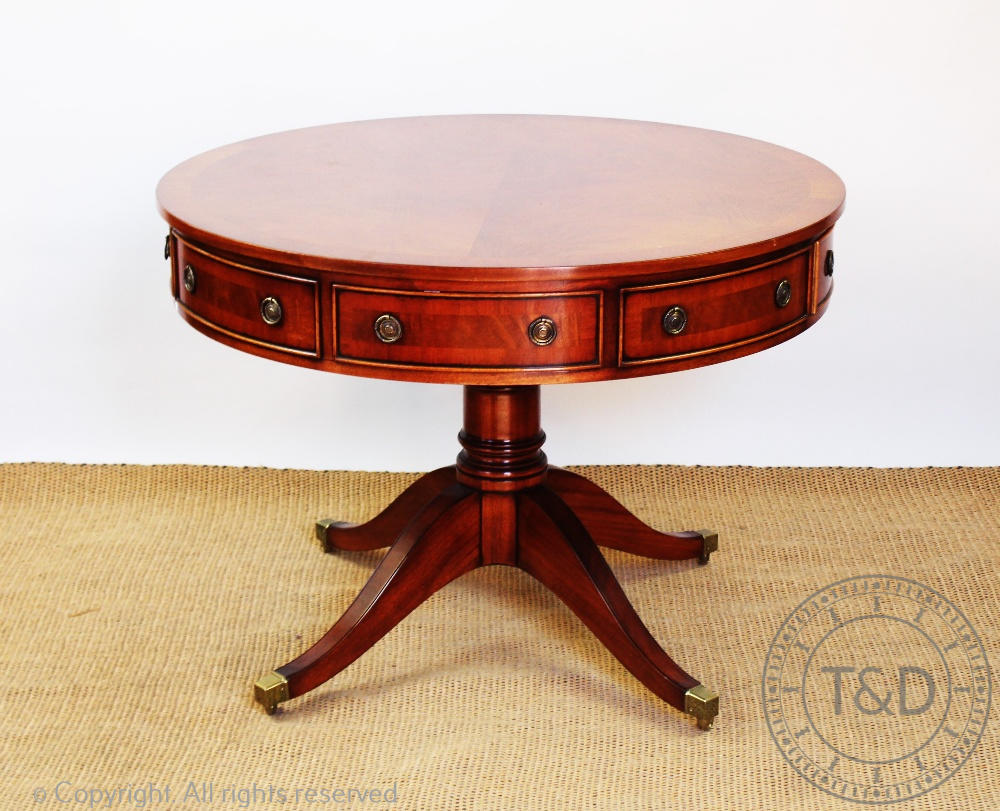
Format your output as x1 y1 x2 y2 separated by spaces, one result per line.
254 386 720 730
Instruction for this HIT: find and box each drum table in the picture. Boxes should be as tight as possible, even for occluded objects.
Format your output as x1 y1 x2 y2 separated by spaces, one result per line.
157 115 844 730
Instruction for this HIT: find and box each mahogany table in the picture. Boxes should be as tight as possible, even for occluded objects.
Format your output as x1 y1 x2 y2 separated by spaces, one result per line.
156 115 844 730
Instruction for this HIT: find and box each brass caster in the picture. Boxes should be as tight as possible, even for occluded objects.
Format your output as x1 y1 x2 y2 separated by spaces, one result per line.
684 684 719 730
315 518 355 553
253 671 289 715
695 529 718 565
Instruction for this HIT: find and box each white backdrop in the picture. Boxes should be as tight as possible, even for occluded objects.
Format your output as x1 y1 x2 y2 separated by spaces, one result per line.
2 1 998 469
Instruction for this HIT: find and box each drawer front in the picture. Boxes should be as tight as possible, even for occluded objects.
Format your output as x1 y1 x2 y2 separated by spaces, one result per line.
334 287 602 370
620 249 810 365
175 241 319 357
812 229 835 313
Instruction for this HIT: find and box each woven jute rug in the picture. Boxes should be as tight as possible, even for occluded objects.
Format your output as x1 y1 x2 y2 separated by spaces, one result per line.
1 464 996 810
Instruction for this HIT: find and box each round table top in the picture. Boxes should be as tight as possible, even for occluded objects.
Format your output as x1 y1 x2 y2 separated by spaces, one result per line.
156 115 844 281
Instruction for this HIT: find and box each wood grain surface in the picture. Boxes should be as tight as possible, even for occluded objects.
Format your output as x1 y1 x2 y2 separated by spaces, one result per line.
157 115 844 279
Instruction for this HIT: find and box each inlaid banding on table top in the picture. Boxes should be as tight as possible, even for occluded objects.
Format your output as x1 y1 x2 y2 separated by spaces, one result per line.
155 116 844 273
332 285 604 372
173 237 321 358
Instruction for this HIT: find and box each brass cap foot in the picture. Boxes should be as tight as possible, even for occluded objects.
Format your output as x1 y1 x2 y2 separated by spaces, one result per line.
315 518 358 552
684 684 719 730
253 671 290 715
695 529 719 565
315 518 338 552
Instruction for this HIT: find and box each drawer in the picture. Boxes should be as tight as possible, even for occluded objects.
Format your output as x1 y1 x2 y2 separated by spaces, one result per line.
620 249 810 365
811 229 835 313
175 241 319 357
334 287 602 370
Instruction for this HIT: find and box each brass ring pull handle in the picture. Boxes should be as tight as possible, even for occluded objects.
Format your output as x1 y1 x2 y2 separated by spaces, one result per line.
662 305 687 335
528 316 557 346
260 296 283 325
774 279 792 308
374 313 403 343
183 264 196 293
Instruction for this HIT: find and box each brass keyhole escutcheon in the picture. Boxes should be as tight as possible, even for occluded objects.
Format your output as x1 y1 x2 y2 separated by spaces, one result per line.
374 313 403 344
183 264 196 293
662 305 688 335
774 279 792 308
260 296 283 326
528 316 557 346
